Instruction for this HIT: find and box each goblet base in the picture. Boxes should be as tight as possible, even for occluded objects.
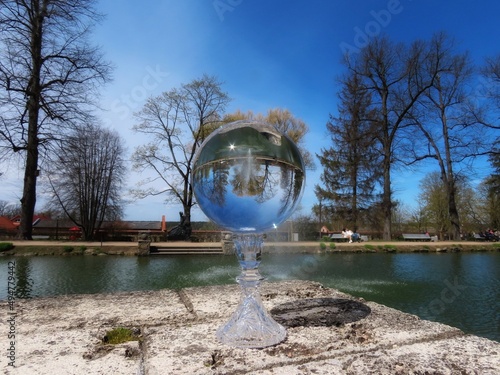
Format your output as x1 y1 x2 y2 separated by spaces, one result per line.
217 234 286 348
216 291 286 348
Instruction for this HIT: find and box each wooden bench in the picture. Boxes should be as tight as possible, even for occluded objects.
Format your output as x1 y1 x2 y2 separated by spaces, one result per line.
329 233 366 242
32 235 50 240
329 234 349 242
472 233 486 241
402 234 432 241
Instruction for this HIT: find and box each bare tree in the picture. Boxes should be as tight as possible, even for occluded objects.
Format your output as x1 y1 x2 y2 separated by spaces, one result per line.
482 54 500 112
344 35 442 240
0 200 21 218
45 123 125 240
406 34 491 240
131 74 230 232
480 54 500 150
0 0 112 239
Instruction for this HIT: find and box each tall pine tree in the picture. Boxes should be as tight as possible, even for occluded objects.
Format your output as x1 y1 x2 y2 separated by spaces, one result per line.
316 73 382 231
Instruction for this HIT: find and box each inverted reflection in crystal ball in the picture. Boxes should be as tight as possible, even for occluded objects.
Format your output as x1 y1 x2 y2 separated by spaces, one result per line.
192 121 305 233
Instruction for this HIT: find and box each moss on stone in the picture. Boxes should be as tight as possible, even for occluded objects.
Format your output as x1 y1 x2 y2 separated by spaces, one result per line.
102 327 139 345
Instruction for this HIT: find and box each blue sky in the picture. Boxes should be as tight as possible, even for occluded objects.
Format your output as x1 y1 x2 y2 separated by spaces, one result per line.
2 0 499 222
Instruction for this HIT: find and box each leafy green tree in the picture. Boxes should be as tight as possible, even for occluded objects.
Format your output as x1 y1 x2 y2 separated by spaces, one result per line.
419 171 483 239
484 151 500 229
222 108 315 170
408 201 431 234
419 172 451 238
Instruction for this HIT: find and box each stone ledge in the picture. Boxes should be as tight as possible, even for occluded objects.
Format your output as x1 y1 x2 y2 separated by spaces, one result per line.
1 280 498 374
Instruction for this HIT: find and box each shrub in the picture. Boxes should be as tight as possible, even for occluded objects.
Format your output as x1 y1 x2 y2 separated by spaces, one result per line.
0 242 14 252
63 246 74 253
320 242 327 250
329 242 336 250
321 235 330 242
384 244 397 252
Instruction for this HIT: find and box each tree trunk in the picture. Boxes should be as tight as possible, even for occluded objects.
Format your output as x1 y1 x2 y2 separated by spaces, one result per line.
442 104 461 241
183 206 192 238
447 180 461 241
18 92 40 240
382 146 392 240
17 2 44 240
18 142 38 240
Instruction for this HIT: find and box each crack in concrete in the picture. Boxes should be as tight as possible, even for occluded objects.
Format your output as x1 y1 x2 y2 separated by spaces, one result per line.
177 289 197 318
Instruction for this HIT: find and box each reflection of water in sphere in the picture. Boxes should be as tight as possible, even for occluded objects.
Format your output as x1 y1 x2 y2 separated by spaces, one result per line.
192 121 305 233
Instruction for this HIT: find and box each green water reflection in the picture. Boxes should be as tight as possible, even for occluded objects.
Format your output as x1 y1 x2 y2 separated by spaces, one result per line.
0 252 498 342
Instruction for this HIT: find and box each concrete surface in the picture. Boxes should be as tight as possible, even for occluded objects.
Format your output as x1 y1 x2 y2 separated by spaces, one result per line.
1 280 499 374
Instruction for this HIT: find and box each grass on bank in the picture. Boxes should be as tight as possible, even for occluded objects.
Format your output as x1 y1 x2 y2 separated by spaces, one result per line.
102 327 140 345
0 244 137 256
0 242 14 252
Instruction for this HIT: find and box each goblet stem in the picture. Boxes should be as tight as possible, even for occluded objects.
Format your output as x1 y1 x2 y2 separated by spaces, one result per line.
216 233 286 348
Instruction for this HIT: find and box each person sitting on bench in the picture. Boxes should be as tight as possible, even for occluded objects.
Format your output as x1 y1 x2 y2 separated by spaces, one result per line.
342 228 353 243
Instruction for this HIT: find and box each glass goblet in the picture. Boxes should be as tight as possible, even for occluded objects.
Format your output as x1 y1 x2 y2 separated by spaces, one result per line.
192 120 305 348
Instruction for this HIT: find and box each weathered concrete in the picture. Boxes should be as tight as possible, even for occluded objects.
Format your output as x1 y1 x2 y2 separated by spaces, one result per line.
1 280 499 374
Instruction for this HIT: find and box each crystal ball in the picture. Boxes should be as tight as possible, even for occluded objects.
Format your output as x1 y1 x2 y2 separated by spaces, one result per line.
192 120 305 233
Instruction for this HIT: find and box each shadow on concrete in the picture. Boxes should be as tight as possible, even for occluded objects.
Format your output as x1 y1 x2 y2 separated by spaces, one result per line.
270 298 371 328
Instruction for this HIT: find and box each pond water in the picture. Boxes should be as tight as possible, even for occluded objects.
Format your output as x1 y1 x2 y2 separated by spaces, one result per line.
1 252 498 342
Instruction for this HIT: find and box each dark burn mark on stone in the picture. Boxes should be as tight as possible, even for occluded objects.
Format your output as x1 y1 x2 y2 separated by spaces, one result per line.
270 298 371 327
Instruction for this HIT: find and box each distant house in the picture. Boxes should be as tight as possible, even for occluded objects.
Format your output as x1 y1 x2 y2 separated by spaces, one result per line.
0 216 17 235
320 226 330 234
10 214 50 228
20 219 168 241
0 215 238 242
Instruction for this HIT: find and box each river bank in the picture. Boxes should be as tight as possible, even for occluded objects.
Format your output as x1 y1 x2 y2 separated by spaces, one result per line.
1 240 499 256
1 280 498 374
